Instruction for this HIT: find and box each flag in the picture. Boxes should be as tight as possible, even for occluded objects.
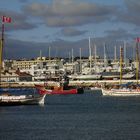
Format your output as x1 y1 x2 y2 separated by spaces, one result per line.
136 37 140 43
2 16 11 23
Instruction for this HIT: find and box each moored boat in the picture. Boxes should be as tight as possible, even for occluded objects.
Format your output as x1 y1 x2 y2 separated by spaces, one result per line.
0 93 46 105
101 44 140 97
74 73 102 80
101 87 140 96
0 19 47 106
35 84 84 95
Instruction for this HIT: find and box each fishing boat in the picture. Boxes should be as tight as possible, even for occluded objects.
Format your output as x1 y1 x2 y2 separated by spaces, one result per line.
0 16 46 105
35 83 84 95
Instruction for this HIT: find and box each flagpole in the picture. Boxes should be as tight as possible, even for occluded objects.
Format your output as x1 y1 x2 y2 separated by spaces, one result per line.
0 22 4 87
1 22 4 66
0 16 11 87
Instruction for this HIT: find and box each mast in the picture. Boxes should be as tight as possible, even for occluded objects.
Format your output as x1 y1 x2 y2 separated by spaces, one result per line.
114 45 117 61
39 50 42 59
136 39 139 84
0 16 11 87
80 48 82 73
89 37 92 73
72 48 74 64
71 48 74 73
120 46 123 84
94 43 97 71
68 51 71 63
49 46 51 60
0 21 5 86
104 43 107 68
0 40 2 86
124 41 126 67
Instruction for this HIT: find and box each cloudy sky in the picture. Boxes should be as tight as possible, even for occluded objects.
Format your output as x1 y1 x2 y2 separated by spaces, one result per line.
0 0 140 59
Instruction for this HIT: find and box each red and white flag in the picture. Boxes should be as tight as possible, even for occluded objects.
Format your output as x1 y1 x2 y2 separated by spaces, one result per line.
136 37 140 43
2 16 12 23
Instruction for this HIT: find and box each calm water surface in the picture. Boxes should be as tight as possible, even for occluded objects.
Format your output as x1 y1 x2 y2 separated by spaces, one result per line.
0 90 140 140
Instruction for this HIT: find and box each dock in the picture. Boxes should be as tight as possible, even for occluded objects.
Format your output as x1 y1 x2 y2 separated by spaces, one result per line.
0 80 139 88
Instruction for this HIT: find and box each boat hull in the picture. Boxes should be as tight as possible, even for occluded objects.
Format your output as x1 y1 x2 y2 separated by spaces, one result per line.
39 88 78 95
35 84 84 95
0 94 46 106
101 88 140 96
75 74 101 80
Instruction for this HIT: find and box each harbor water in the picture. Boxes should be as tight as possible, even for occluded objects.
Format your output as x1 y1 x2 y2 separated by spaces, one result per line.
0 90 140 140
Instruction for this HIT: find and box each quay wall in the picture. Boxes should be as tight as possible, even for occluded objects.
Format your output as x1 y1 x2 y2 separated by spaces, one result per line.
0 80 139 88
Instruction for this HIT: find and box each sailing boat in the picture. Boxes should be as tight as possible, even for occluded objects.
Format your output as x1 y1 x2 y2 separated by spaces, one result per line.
0 16 46 105
73 37 102 80
101 41 140 96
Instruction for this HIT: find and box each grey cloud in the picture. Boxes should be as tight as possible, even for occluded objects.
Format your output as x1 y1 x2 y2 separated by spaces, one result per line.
117 0 140 26
23 1 117 27
104 28 136 41
18 0 28 3
45 17 94 27
61 28 87 36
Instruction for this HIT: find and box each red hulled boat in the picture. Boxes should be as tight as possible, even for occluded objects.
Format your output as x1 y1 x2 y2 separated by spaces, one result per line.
35 84 83 95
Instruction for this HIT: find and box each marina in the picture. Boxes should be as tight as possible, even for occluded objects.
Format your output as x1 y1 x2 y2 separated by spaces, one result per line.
0 0 140 139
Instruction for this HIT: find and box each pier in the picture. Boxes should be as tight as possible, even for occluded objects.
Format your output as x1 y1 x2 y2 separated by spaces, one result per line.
0 80 139 88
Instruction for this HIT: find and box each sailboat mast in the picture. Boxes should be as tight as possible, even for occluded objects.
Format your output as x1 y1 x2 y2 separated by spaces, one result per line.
94 44 97 71
49 46 51 60
72 48 74 64
114 45 117 61
124 41 126 67
104 43 107 68
80 48 82 73
39 50 42 59
0 40 2 86
136 39 139 84
120 46 123 84
89 37 92 72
